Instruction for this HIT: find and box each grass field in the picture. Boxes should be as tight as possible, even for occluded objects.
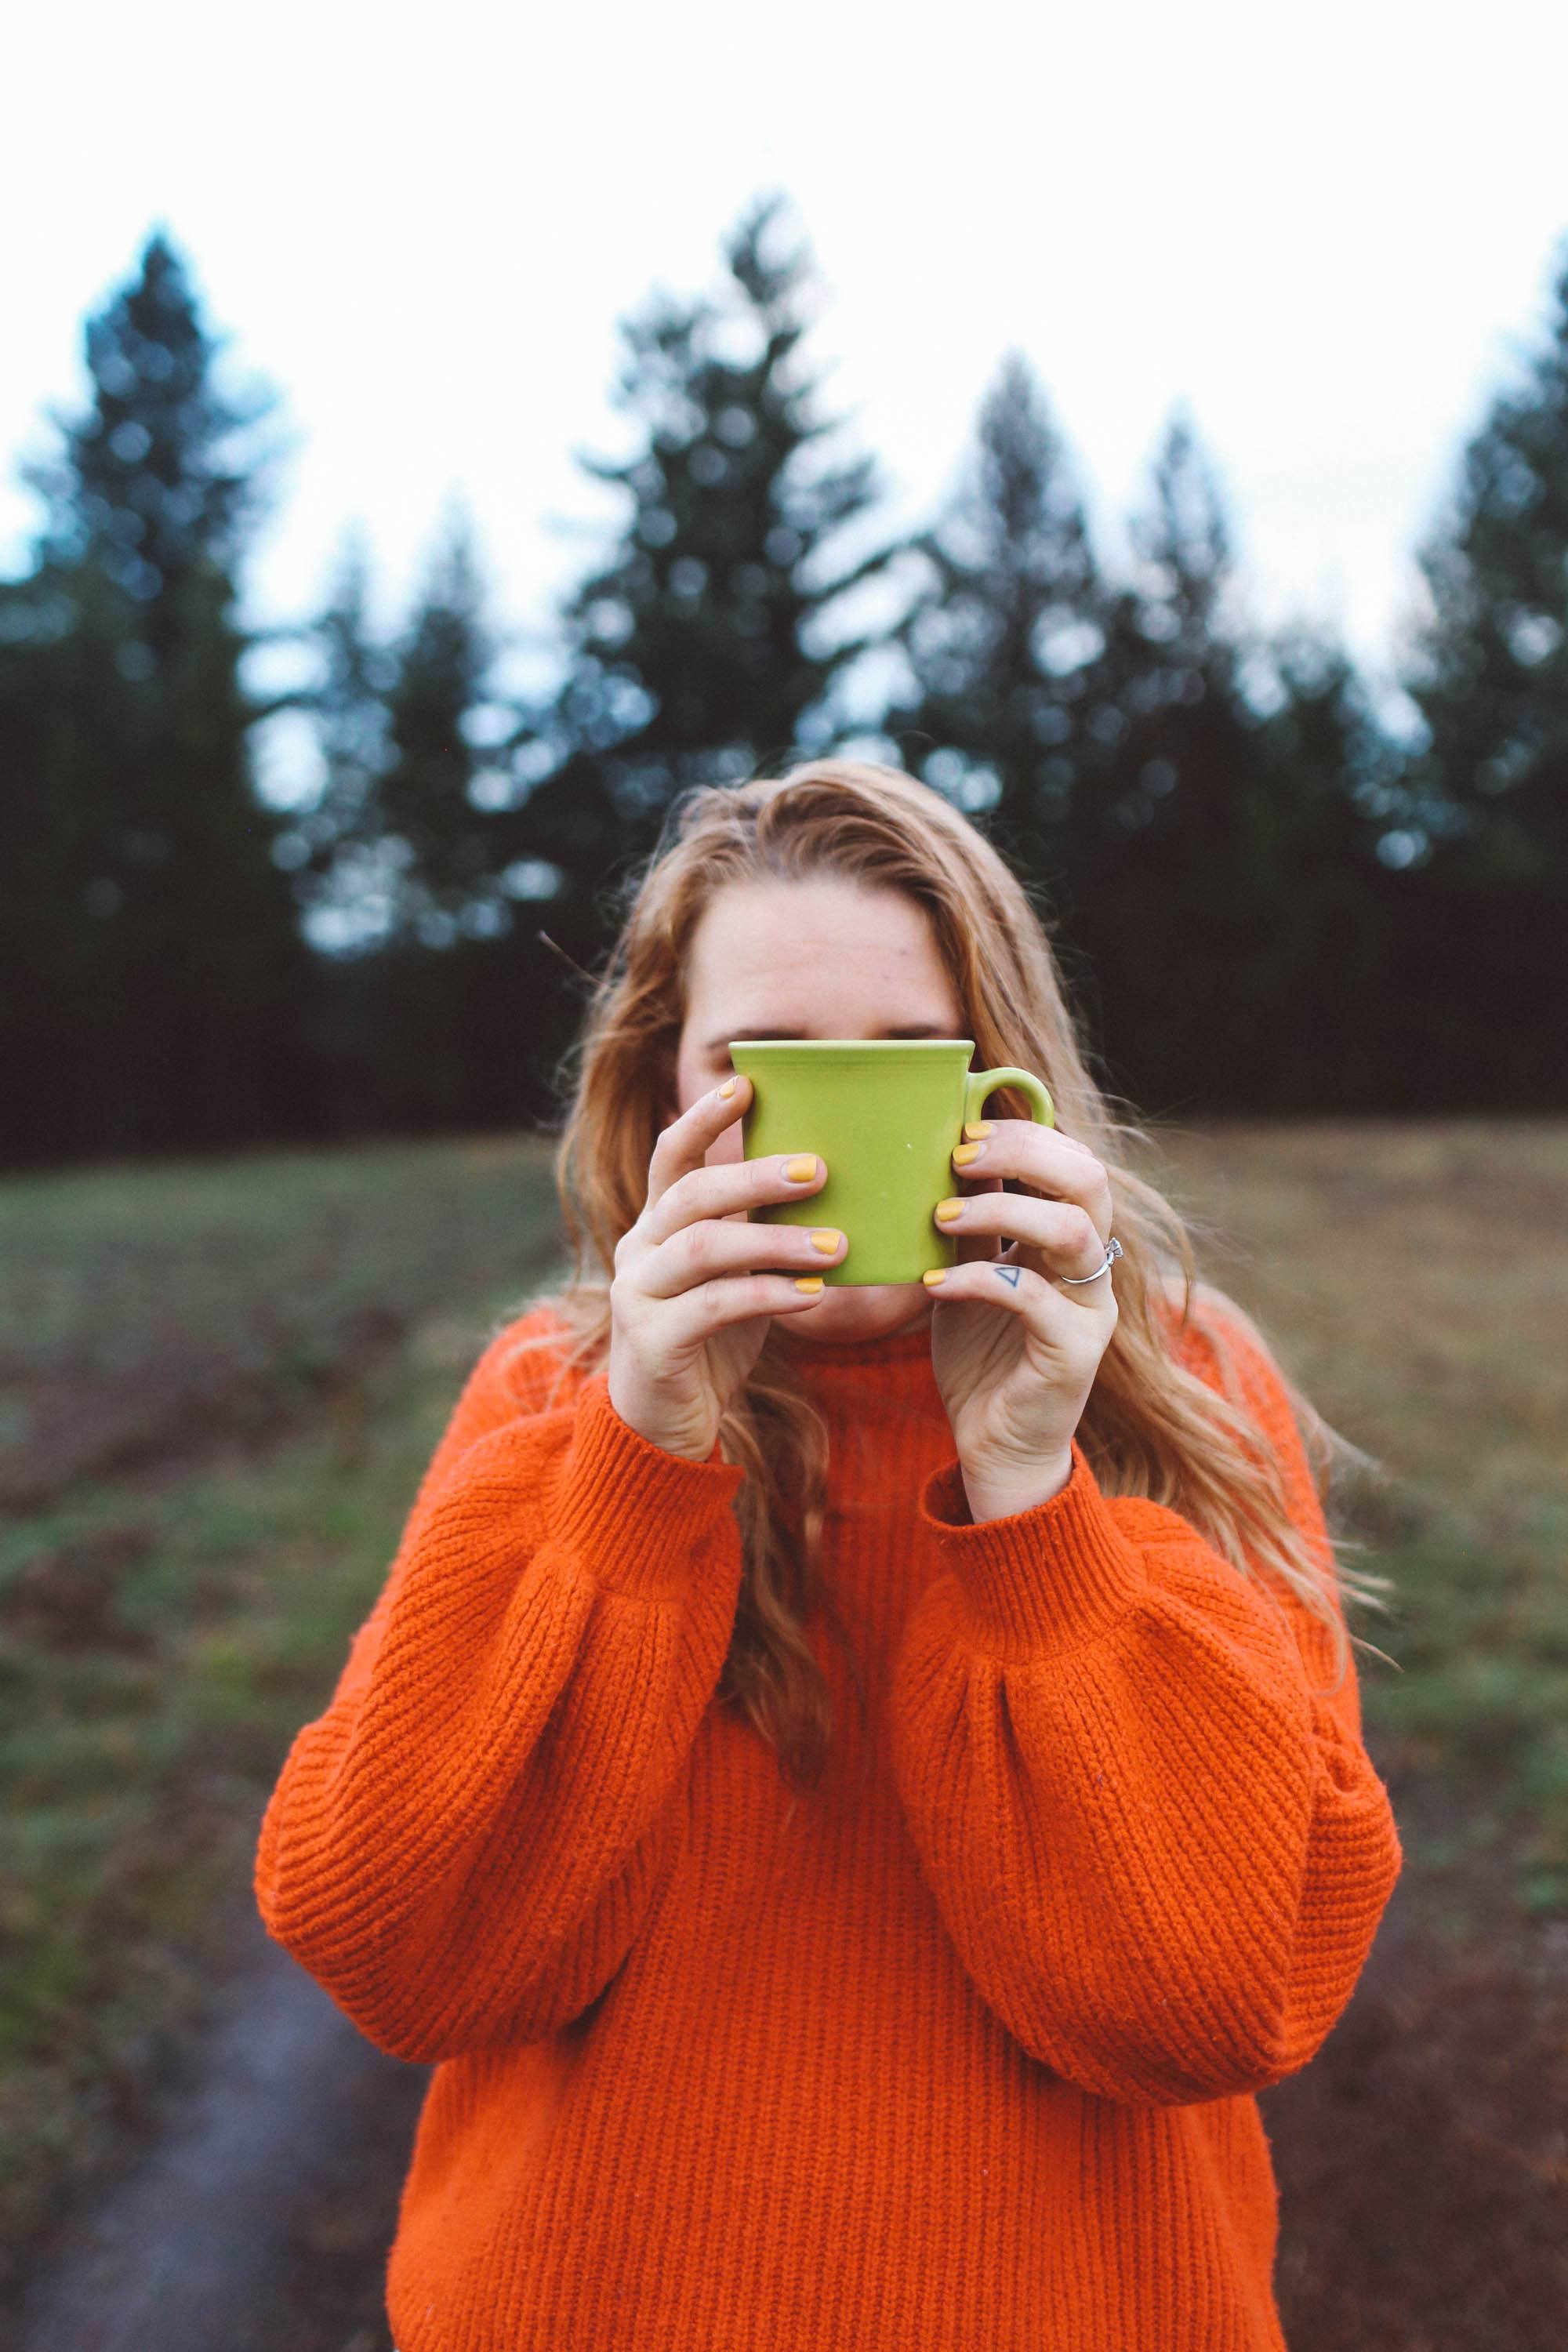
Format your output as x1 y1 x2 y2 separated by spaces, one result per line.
0 1134 567 2289
1147 1115 1568 1922
1 1117 1564 2307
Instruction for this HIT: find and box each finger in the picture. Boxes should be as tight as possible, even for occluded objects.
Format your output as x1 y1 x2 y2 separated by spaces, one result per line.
921 1261 1081 1336
951 1121 1113 1229
920 1254 1112 1335
660 1268 836 1349
640 1214 847 1300
644 1147 828 1249
645 1073 758 1212
933 1192 1110 1284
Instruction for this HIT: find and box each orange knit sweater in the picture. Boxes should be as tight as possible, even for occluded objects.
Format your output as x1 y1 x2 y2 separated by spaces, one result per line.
255 1294 1402 2352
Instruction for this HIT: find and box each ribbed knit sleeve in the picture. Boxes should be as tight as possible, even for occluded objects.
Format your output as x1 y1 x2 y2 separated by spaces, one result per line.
254 1320 746 2065
887 1308 1402 2109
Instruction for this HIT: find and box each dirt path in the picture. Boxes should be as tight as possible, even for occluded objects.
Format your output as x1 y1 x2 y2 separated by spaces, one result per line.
12 1893 427 2352
13 1795 1564 2350
1262 1835 1568 2350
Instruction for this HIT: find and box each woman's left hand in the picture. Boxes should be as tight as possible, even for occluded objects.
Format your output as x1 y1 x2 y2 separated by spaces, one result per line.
924 1119 1120 1522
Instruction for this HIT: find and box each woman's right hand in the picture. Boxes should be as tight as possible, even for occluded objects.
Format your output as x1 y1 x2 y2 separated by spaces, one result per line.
607 1074 845 1462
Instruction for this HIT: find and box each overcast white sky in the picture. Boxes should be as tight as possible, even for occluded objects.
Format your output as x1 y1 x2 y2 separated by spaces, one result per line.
5 0 1567 722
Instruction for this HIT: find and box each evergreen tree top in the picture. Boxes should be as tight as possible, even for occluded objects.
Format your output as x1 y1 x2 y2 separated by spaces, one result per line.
25 230 274 601
908 349 1100 621
1404 231 1568 821
568 192 884 624
521 190 901 828
1128 411 1235 652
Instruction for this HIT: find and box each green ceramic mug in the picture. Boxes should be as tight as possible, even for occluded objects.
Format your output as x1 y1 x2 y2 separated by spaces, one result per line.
728 1039 1055 1287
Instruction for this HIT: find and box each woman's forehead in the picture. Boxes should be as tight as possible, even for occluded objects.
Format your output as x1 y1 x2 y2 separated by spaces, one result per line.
681 889 961 1047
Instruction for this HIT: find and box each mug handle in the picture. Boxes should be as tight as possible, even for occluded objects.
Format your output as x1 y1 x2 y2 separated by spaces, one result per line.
964 1065 1055 1131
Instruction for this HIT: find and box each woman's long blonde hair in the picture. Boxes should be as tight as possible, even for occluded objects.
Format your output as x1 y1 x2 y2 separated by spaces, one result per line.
503 757 1396 1794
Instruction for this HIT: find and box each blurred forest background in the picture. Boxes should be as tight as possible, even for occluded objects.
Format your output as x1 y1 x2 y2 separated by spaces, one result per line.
5 192 1566 1170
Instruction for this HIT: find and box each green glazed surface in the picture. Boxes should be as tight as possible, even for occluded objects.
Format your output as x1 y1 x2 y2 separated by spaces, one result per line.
728 1040 1055 1287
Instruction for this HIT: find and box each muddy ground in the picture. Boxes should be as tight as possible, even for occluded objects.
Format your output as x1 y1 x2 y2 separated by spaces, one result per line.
1261 1798 1567 2350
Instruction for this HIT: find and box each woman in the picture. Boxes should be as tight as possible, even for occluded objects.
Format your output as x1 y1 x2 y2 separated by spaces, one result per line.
256 757 1403 2351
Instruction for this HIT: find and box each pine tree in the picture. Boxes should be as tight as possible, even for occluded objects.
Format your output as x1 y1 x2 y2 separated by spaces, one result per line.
28 233 265 624
378 512 510 947
286 528 395 949
884 350 1107 885
301 515 572 1134
1250 627 1408 1108
514 192 902 970
1066 412 1283 1109
4 232 314 1157
0 575 119 1142
1399 240 1568 1102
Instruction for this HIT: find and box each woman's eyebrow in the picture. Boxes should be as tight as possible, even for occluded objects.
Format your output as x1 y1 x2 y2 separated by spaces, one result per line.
702 1023 957 1054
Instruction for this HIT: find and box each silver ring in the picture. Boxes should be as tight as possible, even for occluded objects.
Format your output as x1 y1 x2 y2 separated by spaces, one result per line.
1057 1234 1123 1286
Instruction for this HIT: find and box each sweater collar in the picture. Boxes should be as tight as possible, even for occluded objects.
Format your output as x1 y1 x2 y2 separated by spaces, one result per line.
767 1314 936 1372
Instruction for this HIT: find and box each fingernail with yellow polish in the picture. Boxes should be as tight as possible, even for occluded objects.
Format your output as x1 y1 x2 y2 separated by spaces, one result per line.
962 1120 993 1141
935 1197 964 1222
784 1156 819 1181
809 1229 842 1254
793 1276 824 1294
952 1142 984 1167
922 1268 947 1287
718 1077 737 1098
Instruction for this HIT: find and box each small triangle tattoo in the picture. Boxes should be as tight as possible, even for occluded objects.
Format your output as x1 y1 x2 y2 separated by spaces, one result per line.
994 1265 1022 1289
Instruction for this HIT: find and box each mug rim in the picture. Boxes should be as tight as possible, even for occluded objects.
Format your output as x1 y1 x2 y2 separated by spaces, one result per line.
727 1037 976 1053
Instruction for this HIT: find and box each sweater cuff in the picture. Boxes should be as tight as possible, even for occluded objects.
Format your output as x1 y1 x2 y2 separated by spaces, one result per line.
550 1371 746 1602
919 1436 1149 1658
